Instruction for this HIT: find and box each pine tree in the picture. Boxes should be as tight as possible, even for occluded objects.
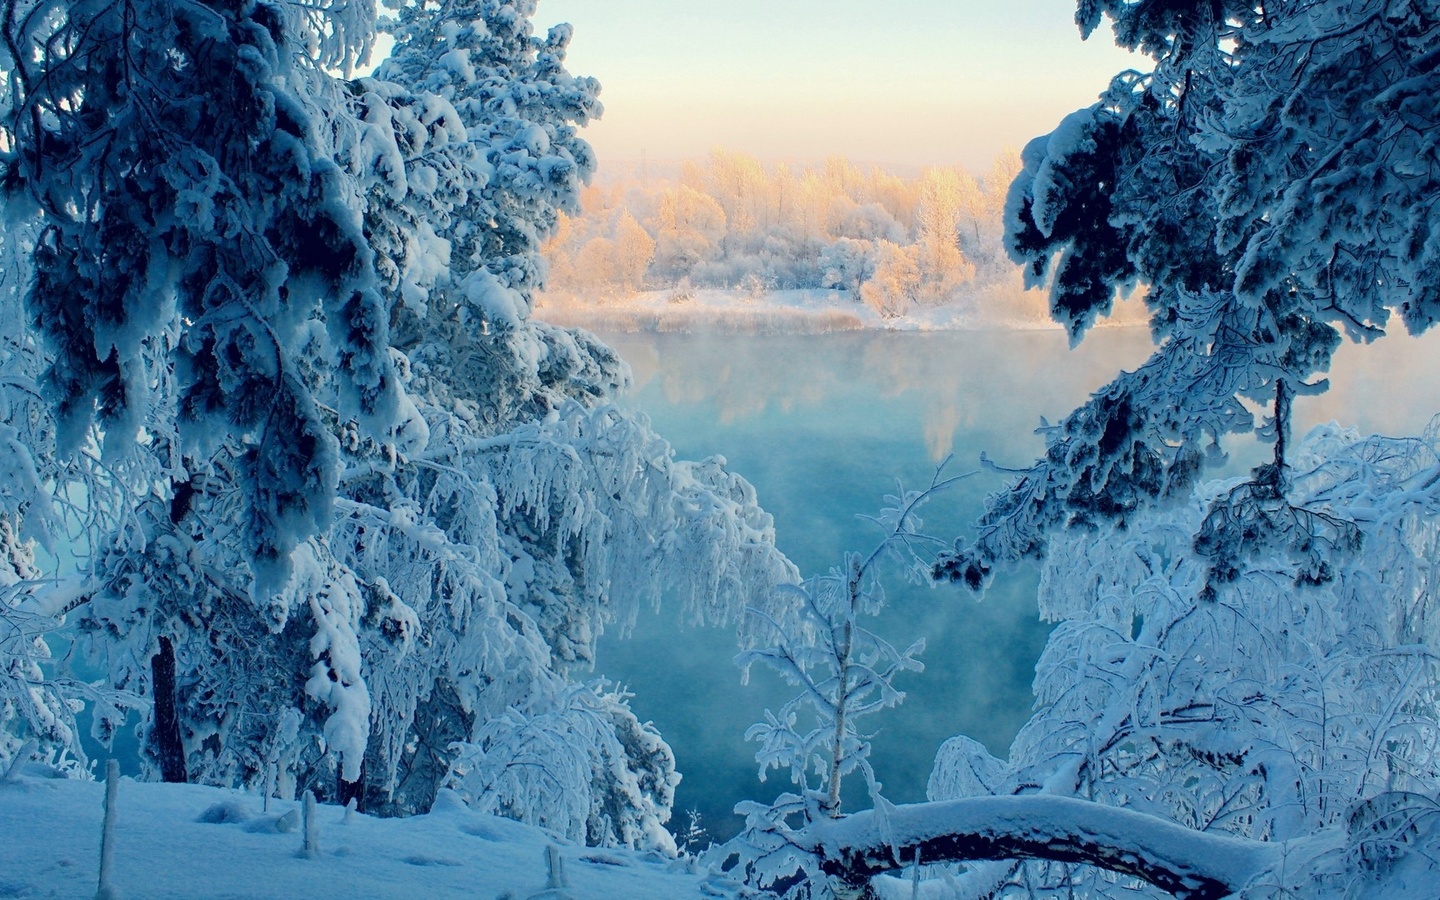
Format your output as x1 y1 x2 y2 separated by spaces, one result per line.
936 0 1440 593
3 0 400 593
0 0 412 793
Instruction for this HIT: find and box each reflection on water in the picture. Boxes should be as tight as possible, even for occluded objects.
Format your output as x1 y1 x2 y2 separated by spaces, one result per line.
616 328 1162 461
591 326 1440 842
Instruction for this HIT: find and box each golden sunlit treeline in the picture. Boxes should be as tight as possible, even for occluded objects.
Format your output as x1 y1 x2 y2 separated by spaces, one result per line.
539 149 1040 320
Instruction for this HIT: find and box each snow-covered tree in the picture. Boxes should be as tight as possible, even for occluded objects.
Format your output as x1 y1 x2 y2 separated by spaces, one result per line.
324 1 793 832
940 422 1440 896
936 0 1440 591
911 168 979 307
860 241 920 319
3 0 401 593
0 0 431 793
2 0 401 775
745 425 1440 899
611 210 657 292
721 466 963 897
2 0 796 851
648 185 729 282
819 238 877 296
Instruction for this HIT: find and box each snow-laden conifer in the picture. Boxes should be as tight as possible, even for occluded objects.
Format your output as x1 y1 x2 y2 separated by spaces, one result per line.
0 0 795 853
2 0 402 594
937 0 1440 592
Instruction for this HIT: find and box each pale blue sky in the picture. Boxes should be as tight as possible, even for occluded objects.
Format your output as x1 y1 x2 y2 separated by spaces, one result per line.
538 0 1144 172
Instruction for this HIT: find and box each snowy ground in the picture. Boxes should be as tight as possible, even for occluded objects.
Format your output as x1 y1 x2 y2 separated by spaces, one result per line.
0 763 743 899
533 285 1081 334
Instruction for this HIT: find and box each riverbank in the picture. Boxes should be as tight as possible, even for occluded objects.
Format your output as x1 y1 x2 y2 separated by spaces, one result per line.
534 283 1148 335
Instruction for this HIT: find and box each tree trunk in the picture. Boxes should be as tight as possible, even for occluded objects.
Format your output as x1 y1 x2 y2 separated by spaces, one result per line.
1273 377 1291 484
337 760 364 812
150 635 187 783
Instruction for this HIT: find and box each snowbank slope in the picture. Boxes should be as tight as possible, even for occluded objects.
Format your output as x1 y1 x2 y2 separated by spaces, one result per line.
0 766 739 899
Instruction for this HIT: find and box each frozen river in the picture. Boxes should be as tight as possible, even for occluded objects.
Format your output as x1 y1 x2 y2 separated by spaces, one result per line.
589 324 1440 842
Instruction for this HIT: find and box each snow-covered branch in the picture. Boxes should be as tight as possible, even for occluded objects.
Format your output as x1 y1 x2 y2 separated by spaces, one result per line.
803 794 1279 900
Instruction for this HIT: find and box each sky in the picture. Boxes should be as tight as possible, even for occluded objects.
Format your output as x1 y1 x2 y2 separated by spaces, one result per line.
536 0 1146 173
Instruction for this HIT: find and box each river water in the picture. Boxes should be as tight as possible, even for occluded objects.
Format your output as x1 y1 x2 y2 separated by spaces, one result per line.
588 324 1440 842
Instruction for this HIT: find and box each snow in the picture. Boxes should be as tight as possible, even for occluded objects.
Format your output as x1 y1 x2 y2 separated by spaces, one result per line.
0 764 742 899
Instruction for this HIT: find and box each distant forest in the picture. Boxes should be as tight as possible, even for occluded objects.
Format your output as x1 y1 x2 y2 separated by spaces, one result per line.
540 150 1064 322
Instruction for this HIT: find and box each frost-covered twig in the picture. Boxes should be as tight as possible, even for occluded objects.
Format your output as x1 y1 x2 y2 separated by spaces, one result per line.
96 759 119 900
302 791 320 859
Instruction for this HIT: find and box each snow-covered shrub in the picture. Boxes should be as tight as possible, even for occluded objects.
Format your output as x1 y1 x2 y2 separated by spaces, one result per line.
447 681 679 852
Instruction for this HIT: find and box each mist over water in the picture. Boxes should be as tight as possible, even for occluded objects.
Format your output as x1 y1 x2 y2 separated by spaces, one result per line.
592 327 1151 842
589 325 1440 843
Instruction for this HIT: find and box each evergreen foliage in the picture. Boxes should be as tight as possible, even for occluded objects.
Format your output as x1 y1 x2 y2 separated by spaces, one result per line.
936 0 1440 592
